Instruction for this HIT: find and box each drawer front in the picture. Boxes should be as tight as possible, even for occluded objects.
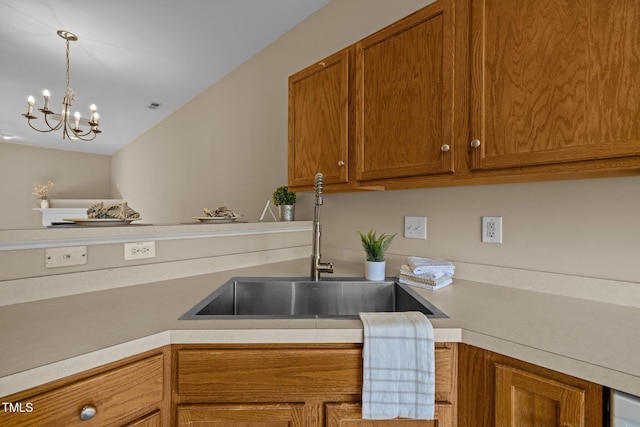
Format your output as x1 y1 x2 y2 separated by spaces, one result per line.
177 344 454 403
177 347 363 401
0 354 164 427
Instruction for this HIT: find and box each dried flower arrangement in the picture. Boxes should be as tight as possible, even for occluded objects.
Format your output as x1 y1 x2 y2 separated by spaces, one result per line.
32 181 54 200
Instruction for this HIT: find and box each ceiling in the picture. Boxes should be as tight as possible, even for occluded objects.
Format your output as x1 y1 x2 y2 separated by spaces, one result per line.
0 0 331 155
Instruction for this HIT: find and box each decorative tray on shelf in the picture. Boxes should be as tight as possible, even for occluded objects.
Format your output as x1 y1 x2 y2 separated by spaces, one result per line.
62 218 142 227
192 216 240 224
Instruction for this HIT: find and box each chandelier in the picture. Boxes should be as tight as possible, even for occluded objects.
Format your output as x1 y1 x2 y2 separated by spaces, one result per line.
22 30 101 141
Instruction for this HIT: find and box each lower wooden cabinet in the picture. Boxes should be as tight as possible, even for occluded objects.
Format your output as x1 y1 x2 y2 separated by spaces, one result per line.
1 342 606 427
173 343 457 427
0 348 168 427
458 344 602 427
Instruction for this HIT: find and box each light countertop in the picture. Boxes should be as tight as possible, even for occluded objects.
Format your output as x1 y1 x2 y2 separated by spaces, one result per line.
1 257 639 397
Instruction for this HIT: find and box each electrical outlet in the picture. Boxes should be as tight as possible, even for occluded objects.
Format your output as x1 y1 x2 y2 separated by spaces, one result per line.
124 241 156 261
404 216 427 239
45 246 87 268
482 216 502 244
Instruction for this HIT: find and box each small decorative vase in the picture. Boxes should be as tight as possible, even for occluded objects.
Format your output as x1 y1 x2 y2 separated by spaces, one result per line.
365 260 386 281
279 204 295 221
40 199 50 209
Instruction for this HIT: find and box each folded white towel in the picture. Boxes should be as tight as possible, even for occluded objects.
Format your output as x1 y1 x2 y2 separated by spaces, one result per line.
399 265 449 283
408 256 455 276
359 312 435 420
399 276 453 291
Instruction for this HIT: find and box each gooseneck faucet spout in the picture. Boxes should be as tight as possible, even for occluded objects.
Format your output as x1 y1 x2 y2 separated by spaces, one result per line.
311 173 334 281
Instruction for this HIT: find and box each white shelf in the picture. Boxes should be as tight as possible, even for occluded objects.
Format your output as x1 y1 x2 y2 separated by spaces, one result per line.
32 208 88 226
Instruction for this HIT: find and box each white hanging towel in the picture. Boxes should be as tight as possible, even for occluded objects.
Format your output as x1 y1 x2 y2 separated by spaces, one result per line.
408 256 455 276
359 311 435 420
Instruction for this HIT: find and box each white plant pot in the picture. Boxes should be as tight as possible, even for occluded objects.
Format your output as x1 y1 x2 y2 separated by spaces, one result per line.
40 199 50 209
365 260 386 281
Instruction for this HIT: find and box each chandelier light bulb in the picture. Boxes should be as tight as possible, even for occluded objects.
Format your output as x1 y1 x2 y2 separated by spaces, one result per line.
42 89 50 111
26 96 35 116
74 111 81 129
89 104 97 123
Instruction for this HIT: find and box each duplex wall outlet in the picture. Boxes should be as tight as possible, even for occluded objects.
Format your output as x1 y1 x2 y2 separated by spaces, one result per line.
404 216 427 239
45 246 87 268
124 241 156 261
482 216 503 244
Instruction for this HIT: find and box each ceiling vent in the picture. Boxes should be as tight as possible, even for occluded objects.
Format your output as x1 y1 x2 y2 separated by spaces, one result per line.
147 102 163 110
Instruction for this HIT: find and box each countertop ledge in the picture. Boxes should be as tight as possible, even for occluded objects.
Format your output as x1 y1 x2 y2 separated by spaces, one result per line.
1 258 639 398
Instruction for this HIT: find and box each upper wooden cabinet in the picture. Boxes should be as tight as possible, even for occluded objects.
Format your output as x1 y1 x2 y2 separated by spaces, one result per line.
469 0 640 171
288 0 640 192
288 0 454 191
288 48 350 188
355 0 454 181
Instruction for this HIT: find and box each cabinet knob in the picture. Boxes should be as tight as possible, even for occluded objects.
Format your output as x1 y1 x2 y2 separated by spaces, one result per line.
441 144 450 152
470 139 481 148
79 404 97 421
319 61 326 67
338 160 345 167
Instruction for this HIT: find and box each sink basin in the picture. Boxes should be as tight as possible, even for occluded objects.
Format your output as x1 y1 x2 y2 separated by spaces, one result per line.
180 277 447 319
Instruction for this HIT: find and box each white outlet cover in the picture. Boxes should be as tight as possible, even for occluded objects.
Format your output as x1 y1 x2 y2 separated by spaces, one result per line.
404 216 427 239
482 216 502 244
124 241 156 261
45 246 87 268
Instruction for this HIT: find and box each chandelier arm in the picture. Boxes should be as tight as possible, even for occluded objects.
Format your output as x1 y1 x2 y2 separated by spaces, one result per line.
43 112 65 132
69 128 98 142
71 127 96 138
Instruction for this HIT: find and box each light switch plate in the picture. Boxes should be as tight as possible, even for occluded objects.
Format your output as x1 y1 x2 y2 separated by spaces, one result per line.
404 216 427 239
45 246 87 268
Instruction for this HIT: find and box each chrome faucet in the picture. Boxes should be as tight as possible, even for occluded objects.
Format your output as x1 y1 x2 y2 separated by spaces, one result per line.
311 173 334 281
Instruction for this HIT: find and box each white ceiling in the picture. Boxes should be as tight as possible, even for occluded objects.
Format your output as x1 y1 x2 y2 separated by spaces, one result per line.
0 0 331 155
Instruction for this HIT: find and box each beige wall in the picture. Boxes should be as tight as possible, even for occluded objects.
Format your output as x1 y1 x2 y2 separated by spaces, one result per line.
111 0 640 284
111 0 434 224
0 142 112 229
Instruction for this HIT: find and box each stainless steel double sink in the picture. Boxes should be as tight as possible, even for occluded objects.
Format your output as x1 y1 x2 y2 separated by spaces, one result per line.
180 277 447 320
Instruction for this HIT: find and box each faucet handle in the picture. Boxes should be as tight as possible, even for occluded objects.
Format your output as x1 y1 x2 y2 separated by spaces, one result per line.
317 261 334 274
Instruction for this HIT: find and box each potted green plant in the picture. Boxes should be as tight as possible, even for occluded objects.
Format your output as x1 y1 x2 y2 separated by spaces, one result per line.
272 186 297 221
357 228 396 280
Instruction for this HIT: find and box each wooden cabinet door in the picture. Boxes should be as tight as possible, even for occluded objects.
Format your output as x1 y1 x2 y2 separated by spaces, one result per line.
325 403 453 427
495 364 586 427
458 344 602 427
177 404 303 427
355 0 454 181
469 0 640 171
288 48 350 188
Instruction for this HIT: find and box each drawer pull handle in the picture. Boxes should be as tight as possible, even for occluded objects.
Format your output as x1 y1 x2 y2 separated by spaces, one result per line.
79 404 97 421
319 61 326 67
441 144 450 152
338 160 345 167
470 139 481 148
